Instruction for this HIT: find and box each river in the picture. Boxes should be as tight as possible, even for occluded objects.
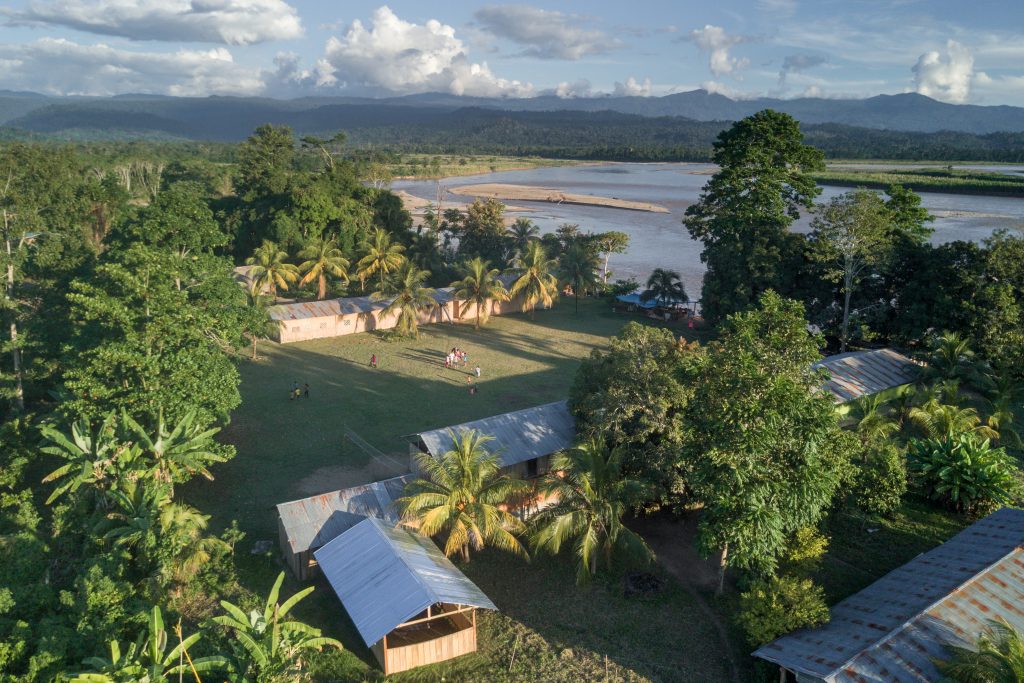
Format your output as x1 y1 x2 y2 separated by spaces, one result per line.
393 163 1024 299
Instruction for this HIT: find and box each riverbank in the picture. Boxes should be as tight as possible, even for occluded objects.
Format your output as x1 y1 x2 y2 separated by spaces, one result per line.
812 167 1024 198
449 182 671 213
389 154 582 180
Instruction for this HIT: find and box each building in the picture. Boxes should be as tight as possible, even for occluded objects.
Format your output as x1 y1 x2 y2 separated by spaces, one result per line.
411 400 576 482
754 508 1024 683
814 348 919 413
275 474 411 580
314 516 497 675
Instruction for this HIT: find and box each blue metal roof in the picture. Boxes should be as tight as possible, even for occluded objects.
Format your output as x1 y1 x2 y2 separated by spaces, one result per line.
754 508 1024 683
314 517 497 647
415 400 575 468
815 348 919 404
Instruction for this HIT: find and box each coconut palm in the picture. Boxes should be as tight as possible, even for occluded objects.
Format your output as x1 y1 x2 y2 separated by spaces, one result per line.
69 606 226 683
909 402 999 441
246 240 299 299
373 262 437 338
356 227 406 293
122 410 228 489
214 572 341 683
297 236 350 300
558 243 601 314
40 413 141 505
530 437 654 585
921 331 982 386
849 394 899 445
451 257 509 329
506 218 539 256
640 268 687 307
983 374 1023 449
509 241 559 318
938 618 1024 683
398 429 531 562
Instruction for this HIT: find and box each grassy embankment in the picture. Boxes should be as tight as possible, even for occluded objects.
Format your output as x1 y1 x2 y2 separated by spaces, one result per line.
389 153 580 179
813 166 1024 197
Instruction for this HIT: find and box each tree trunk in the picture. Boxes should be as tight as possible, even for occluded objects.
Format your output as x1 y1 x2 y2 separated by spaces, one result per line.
603 254 610 284
475 302 481 329
5 227 24 412
841 272 852 353
575 290 579 314
318 273 326 300
716 543 729 596
251 335 258 360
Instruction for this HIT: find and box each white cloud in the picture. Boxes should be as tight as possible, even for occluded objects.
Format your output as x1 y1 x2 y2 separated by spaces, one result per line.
5 0 302 45
551 79 593 98
318 6 532 97
912 40 981 103
473 5 617 60
0 38 264 96
689 25 749 78
778 53 827 87
612 76 651 97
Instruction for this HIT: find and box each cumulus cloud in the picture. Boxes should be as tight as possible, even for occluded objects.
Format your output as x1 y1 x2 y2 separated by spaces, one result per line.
689 25 749 78
473 5 616 60
318 6 532 97
912 40 980 103
0 38 264 96
5 0 303 45
549 79 593 98
612 76 651 97
778 53 827 86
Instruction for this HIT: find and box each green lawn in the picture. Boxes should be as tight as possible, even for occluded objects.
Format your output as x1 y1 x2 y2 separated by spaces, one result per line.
183 299 726 682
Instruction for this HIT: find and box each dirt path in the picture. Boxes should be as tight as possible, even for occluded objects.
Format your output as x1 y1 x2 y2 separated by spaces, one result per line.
631 513 744 683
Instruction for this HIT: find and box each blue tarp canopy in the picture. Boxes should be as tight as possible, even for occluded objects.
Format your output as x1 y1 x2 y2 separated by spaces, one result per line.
615 293 658 309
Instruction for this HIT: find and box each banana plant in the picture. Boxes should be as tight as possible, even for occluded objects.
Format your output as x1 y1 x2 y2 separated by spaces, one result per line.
40 412 141 505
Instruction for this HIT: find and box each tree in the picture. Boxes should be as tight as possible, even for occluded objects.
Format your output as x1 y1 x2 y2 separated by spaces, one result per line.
69 606 226 683
683 291 853 594
398 430 530 562
908 403 997 441
214 572 341 683
122 409 229 490
356 227 405 293
907 433 1021 515
530 437 654 584
40 413 135 505
455 198 508 264
558 242 601 313
938 618 1024 683
242 289 274 361
810 189 893 352
737 575 830 646
246 240 298 300
921 331 982 387
236 125 295 201
509 241 559 318
592 231 630 284
848 394 899 445
450 257 509 329
297 236 349 300
640 268 687 307
506 218 539 257
684 110 824 323
373 262 436 339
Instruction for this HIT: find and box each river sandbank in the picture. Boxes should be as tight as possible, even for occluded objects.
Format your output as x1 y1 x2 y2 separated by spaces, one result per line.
449 183 671 213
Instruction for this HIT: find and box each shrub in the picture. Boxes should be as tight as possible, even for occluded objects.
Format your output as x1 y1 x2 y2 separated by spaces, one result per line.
907 433 1021 515
737 575 830 646
852 442 908 515
779 527 829 579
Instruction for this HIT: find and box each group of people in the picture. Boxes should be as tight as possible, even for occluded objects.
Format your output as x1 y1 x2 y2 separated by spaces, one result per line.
445 347 469 369
289 381 310 401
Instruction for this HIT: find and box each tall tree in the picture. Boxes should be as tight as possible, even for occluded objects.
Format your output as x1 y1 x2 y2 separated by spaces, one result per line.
684 110 824 323
510 241 559 318
640 268 687 307
297 236 350 300
236 124 295 201
374 262 436 338
454 198 508 265
398 430 530 562
530 437 654 584
246 240 298 300
451 257 509 329
810 189 892 352
356 227 406 293
506 218 540 258
558 242 601 313
683 291 853 594
592 231 630 284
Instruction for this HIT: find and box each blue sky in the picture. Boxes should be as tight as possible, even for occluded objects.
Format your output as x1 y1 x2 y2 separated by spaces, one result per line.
0 1 1022 104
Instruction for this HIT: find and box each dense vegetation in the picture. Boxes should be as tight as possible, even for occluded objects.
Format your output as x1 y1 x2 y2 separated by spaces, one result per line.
814 165 1024 197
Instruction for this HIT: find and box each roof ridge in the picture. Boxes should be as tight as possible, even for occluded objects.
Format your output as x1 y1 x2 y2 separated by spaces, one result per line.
367 517 442 607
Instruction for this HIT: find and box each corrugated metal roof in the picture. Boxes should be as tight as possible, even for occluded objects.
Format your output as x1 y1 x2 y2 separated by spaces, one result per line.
267 287 455 322
754 508 1024 683
814 348 919 404
276 474 412 553
415 400 575 468
314 516 497 647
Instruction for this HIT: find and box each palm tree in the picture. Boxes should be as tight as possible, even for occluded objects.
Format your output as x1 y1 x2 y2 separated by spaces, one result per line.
40 413 140 505
95 480 171 556
373 262 437 338
640 268 687 307
509 241 559 318
909 402 999 441
69 606 226 683
506 218 539 256
558 243 601 314
451 257 509 329
246 240 298 300
849 394 899 445
214 572 341 683
356 227 406 293
122 410 228 489
938 618 1024 682
398 429 531 562
298 236 350 300
922 331 981 386
984 374 1023 449
243 288 274 361
530 437 654 585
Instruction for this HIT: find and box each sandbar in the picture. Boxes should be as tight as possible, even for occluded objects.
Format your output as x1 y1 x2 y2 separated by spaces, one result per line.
449 183 671 213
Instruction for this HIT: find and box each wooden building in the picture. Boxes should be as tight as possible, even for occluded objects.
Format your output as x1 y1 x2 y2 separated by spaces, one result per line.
314 516 497 675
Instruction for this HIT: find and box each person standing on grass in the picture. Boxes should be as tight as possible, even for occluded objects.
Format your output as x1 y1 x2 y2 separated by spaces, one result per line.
475 365 481 378
371 353 377 368
303 383 310 399
291 381 299 400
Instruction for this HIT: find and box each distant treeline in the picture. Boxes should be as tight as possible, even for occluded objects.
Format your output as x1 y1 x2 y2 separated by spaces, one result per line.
813 167 1024 197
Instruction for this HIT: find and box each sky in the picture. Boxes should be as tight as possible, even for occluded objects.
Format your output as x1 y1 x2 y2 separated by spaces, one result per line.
0 0 1022 105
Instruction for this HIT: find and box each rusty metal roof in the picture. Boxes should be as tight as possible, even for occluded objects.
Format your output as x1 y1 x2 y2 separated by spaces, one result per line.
267 287 455 321
415 400 575 468
314 516 497 647
276 474 412 553
814 348 919 403
754 508 1024 683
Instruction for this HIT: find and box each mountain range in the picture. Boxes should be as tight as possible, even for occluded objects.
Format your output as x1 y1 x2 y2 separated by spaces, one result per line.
2 89 1024 142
